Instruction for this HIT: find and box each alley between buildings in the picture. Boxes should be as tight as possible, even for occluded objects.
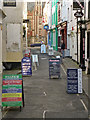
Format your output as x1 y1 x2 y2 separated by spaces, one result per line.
2 48 88 119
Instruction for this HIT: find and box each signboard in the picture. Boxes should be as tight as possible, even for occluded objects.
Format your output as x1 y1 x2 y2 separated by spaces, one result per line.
3 0 16 7
67 69 82 94
2 74 23 107
41 44 46 53
44 26 49 30
49 58 60 79
32 55 38 63
74 11 84 18
22 57 32 76
48 46 54 56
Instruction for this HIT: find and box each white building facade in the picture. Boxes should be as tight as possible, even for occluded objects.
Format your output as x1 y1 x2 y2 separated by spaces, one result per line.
0 0 6 119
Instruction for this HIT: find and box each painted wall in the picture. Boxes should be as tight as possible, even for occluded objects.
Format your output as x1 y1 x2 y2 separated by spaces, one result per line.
52 0 58 51
2 1 23 62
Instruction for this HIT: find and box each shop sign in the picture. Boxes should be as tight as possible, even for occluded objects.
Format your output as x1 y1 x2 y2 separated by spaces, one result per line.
2 74 23 107
74 11 84 18
67 69 82 94
44 26 49 30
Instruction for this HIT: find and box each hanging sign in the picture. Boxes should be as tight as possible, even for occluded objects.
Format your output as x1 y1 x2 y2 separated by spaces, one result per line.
74 11 84 18
2 74 23 107
67 69 82 94
49 58 60 79
41 44 46 53
22 57 32 76
44 26 49 30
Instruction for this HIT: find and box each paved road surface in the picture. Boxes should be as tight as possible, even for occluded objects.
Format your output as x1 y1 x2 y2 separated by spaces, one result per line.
2 49 88 119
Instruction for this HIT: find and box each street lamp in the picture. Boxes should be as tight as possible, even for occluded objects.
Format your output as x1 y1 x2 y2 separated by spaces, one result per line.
78 19 86 70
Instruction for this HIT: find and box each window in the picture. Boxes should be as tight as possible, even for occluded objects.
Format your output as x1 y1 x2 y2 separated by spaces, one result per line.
3 0 16 7
73 0 84 10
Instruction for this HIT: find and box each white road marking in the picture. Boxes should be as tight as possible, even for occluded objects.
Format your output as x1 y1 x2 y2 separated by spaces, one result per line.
77 94 88 112
41 58 47 60
43 110 48 119
43 92 47 96
61 64 67 75
80 99 88 112
3 109 9 118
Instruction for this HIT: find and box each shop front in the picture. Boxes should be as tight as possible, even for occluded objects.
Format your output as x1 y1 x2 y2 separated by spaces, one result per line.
86 20 90 74
57 21 67 54
48 31 52 46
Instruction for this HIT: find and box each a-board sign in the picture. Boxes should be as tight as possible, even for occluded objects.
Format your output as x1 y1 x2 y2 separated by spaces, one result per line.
2 74 23 107
32 55 38 63
67 69 82 94
49 58 60 79
41 44 46 53
22 57 32 76
48 46 54 56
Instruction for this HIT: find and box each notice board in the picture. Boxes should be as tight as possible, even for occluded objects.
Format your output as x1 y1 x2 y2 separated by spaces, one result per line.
2 74 23 107
67 69 82 94
22 57 32 76
49 58 60 79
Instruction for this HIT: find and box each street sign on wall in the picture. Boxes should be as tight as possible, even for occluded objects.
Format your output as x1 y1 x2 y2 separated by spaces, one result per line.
67 69 82 94
3 0 16 7
2 74 23 107
22 57 32 76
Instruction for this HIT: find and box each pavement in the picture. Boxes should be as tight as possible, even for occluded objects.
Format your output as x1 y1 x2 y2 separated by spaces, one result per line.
54 50 90 99
2 48 89 119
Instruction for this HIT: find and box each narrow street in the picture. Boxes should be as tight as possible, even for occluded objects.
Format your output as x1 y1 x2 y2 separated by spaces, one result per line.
0 0 90 119
2 48 88 119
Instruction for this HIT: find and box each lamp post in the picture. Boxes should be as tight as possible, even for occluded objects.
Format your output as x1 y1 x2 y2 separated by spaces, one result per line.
79 19 86 70
74 10 84 65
